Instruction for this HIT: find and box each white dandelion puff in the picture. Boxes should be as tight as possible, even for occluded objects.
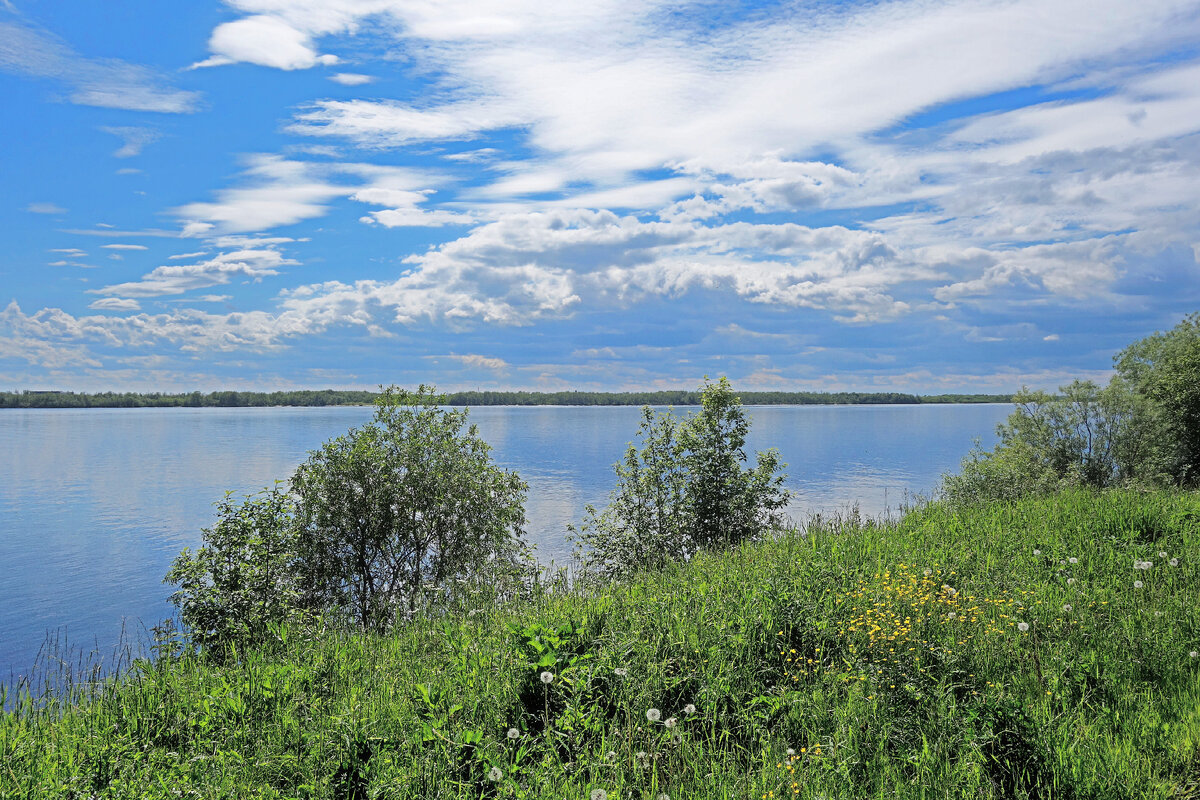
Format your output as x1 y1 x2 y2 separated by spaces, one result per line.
786 748 796 756
540 671 554 684
947 612 957 620
614 667 629 677
1068 557 1078 564
1067 578 1076 585
923 568 932 576
507 728 520 740
1062 604 1072 612
684 703 697 715
646 708 661 722
1190 651 1198 659
664 717 678 729
488 766 503 782
1134 580 1144 589
1159 551 1168 558
1033 549 1041 556
1170 558 1179 566
591 790 608 800
1017 622 1030 632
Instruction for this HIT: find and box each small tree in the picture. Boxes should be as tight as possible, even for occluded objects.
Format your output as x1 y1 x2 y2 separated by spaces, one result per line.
1115 311 1200 485
573 377 789 581
165 484 301 653
291 385 530 630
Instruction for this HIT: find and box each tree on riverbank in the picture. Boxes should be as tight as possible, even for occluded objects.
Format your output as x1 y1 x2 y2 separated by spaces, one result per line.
572 377 789 580
167 386 531 644
942 312 1200 503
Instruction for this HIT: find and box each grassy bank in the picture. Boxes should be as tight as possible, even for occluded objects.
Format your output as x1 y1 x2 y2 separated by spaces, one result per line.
3 489 1199 799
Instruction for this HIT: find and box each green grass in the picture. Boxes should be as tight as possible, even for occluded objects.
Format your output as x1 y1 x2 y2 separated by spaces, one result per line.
3 489 1200 799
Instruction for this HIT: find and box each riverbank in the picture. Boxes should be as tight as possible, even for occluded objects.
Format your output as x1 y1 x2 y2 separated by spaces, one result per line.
0 388 1013 409
3 488 1198 798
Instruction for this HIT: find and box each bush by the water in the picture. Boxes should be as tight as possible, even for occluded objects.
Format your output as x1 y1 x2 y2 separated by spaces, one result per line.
571 376 789 581
166 385 532 646
5 490 1199 798
942 312 1200 504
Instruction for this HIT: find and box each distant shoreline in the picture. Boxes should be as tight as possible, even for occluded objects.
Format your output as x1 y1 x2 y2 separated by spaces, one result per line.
0 389 1014 409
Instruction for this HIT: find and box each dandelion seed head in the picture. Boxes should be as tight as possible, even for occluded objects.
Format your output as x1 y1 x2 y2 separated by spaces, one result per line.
646 708 662 722
684 703 697 715
665 717 678 729
1068 557 1078 564
947 612 957 620
613 667 628 677
1062 604 1072 612
1170 558 1179 566
1033 549 1041 555
488 766 503 782
923 568 932 576
540 671 554 684
1017 622 1030 632
1067 578 1076 585
1190 651 1198 659
606 751 617 761
1159 551 1168 558
591 790 608 800
507 727 520 740
1134 580 1144 589
786 748 796 756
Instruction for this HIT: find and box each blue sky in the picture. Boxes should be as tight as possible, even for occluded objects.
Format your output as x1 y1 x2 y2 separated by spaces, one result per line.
3 0 1200 393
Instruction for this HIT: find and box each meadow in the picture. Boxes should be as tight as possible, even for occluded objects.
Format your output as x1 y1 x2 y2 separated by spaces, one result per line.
2 488 1198 799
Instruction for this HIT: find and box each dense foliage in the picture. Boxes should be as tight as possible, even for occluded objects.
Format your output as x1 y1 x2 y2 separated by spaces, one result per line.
0 388 1012 409
571 377 789 580
942 312 1200 503
6 490 1199 798
166 386 531 642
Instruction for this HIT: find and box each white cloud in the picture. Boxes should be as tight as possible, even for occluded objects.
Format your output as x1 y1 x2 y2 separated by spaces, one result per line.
194 14 339 71
101 243 149 251
441 353 509 370
0 19 199 112
27 202 65 214
88 298 142 312
329 72 373 85
91 248 295 298
101 126 160 158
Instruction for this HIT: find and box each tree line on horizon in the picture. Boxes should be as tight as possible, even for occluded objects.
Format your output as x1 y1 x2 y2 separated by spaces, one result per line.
0 388 1013 409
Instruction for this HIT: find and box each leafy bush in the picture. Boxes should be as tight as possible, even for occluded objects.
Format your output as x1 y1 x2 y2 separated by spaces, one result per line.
291 385 532 630
167 385 532 647
165 485 301 653
942 313 1200 504
572 377 788 580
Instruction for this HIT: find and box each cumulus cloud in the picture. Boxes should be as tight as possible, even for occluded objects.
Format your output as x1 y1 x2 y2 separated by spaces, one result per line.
193 14 339 70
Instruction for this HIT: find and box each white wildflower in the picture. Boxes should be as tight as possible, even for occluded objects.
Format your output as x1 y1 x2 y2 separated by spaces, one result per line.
540 671 554 684
646 708 661 722
1017 622 1030 632
684 703 697 715
1170 558 1179 567
664 717 678 729
1134 580 1143 589
923 568 932 576
1159 551 1168 558
507 728 520 740
488 766 503 782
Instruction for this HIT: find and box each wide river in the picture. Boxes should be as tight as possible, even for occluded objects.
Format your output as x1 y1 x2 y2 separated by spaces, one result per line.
0 403 1009 682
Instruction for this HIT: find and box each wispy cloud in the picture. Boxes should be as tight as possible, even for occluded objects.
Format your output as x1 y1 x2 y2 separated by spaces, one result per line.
0 18 199 112
101 126 160 158
27 201 65 214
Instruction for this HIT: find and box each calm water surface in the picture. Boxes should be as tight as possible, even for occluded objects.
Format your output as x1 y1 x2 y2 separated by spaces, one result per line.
0 404 1009 680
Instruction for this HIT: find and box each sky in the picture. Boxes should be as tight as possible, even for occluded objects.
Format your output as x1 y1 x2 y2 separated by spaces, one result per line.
3 0 1200 394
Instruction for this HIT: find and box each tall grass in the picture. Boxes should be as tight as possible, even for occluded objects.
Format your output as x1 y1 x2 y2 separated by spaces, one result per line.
2 489 1198 799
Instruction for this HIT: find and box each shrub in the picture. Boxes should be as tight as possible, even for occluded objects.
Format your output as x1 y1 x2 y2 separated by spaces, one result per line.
291 385 532 630
165 484 301 653
572 377 788 580
167 385 533 647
